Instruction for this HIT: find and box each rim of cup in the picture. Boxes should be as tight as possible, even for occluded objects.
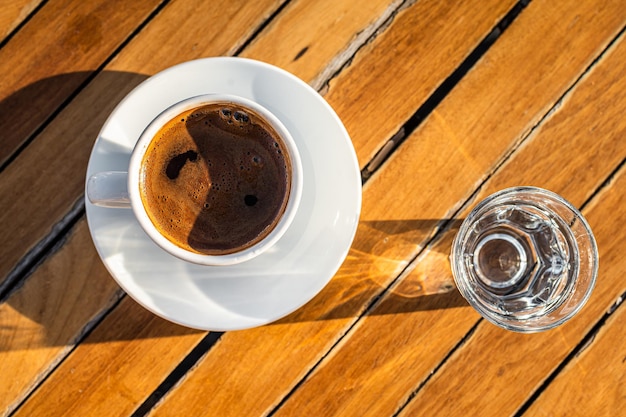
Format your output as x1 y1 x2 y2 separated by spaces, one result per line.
128 93 303 266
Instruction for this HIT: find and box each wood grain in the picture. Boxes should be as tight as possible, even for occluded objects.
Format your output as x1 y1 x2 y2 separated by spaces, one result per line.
0 219 121 416
240 0 404 89
0 0 164 167
0 0 43 40
525 277 626 416
13 293 205 417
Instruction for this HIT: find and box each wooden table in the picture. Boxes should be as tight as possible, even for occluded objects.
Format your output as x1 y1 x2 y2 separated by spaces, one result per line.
1 0 625 415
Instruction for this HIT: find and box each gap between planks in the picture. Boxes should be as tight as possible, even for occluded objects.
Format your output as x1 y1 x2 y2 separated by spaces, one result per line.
6 286 127 417
129 332 225 417
513 158 626 417
231 0 293 57
0 0 48 50
310 0 409 92
361 0 531 181
0 0 176 302
514 291 626 416
0 0 173 173
388 24 626 415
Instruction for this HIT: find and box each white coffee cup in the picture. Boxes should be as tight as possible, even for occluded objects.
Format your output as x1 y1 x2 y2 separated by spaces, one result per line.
87 94 303 266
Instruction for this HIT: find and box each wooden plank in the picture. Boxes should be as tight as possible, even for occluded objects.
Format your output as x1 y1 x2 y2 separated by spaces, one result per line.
0 0 43 41
145 1 626 416
525 286 626 416
322 0 518 168
0 0 164 167
0 219 122 416
240 0 404 89
5 0 518 415
399 167 626 417
13 287 205 417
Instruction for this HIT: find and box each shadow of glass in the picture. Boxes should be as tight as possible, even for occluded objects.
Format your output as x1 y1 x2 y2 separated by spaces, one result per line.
362 218 463 242
273 217 468 325
276 282 468 326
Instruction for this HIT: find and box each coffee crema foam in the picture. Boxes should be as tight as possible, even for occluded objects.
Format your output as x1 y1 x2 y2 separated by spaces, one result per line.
139 102 291 255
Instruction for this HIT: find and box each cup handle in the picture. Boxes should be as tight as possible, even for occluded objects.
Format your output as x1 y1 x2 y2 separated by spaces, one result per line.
87 171 131 208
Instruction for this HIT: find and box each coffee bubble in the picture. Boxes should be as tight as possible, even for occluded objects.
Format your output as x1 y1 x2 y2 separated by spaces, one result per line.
220 108 232 119
233 110 249 123
244 195 258 206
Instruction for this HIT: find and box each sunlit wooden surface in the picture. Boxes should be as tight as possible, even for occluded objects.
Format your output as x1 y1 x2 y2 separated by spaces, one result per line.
1 0 625 416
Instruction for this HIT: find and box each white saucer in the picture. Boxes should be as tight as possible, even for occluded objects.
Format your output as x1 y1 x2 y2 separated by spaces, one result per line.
85 57 361 331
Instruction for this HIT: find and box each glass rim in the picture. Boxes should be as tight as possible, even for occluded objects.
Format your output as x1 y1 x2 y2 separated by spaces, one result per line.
451 186 599 332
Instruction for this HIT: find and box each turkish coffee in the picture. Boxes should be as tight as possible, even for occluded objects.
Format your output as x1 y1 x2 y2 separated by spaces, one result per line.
139 102 292 255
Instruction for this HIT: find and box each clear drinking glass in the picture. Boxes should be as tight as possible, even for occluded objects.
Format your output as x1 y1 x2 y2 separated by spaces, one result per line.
450 187 599 332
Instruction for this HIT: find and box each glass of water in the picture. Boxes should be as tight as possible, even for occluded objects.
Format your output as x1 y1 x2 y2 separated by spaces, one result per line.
450 187 599 332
